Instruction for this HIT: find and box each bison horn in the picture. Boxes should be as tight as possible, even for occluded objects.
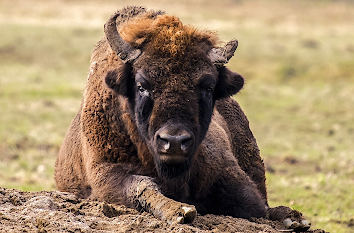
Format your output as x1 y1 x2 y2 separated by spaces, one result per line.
104 13 142 63
208 40 238 67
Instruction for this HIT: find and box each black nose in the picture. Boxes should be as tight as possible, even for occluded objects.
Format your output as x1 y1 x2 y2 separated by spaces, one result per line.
156 128 194 155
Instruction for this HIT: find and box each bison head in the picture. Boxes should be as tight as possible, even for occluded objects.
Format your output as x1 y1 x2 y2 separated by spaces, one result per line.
104 12 244 179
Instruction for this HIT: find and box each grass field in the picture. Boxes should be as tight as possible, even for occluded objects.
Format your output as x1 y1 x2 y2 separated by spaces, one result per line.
0 0 353 232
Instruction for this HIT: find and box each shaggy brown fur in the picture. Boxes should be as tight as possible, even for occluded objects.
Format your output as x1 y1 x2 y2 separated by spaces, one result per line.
55 6 309 228
119 14 218 57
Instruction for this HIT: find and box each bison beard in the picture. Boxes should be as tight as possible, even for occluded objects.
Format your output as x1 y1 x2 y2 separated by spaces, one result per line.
54 6 311 230
157 160 191 179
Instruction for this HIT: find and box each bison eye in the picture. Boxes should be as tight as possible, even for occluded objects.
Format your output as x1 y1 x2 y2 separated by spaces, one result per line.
206 87 213 93
203 86 214 95
137 82 150 97
198 74 216 95
201 86 214 101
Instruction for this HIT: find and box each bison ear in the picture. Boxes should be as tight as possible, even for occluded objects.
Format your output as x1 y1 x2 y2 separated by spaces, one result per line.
105 65 133 97
214 66 244 99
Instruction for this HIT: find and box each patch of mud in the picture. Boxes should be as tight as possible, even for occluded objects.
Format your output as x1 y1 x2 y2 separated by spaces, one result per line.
0 187 326 232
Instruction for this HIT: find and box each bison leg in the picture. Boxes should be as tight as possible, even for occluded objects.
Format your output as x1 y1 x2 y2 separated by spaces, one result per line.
87 163 196 224
207 166 267 219
267 206 311 231
134 178 196 224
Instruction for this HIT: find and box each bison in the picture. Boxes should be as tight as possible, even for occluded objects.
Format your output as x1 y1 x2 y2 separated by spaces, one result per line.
55 6 310 230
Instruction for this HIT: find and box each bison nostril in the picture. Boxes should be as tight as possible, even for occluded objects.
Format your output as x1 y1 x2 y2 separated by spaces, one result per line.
164 142 170 151
157 135 170 152
181 137 193 152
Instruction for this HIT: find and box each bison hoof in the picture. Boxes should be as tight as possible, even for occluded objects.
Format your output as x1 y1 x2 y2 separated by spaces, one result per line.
167 204 197 224
267 206 311 232
181 206 197 223
283 218 311 231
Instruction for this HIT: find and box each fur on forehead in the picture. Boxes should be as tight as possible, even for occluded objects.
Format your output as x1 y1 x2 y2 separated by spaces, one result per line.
119 14 219 57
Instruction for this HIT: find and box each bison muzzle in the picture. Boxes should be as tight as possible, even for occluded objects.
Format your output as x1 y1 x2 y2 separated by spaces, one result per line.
55 6 311 230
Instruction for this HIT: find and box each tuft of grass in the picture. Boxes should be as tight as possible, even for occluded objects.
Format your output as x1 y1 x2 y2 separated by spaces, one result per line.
0 0 353 232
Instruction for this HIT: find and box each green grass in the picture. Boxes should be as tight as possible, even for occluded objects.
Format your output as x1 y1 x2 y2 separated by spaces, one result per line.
0 23 91 191
0 0 353 232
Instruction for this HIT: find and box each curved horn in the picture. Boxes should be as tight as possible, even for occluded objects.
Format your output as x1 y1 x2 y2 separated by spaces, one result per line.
104 13 141 63
208 40 238 67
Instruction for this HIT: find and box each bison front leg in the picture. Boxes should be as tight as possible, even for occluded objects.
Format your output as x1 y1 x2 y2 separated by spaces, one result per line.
88 163 196 224
132 176 197 224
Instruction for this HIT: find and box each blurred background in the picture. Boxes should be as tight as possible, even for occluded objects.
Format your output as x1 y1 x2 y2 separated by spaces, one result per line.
0 0 353 232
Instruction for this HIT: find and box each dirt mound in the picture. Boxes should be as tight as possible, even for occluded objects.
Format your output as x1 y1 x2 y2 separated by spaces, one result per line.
0 187 325 232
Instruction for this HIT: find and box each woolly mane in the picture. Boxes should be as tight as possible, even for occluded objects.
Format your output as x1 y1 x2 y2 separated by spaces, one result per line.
119 14 218 57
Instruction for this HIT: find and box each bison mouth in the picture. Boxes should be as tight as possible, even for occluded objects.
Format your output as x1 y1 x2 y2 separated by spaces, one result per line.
159 154 188 164
155 147 194 179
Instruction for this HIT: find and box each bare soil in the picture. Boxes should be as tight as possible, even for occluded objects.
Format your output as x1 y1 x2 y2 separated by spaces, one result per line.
0 187 326 232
